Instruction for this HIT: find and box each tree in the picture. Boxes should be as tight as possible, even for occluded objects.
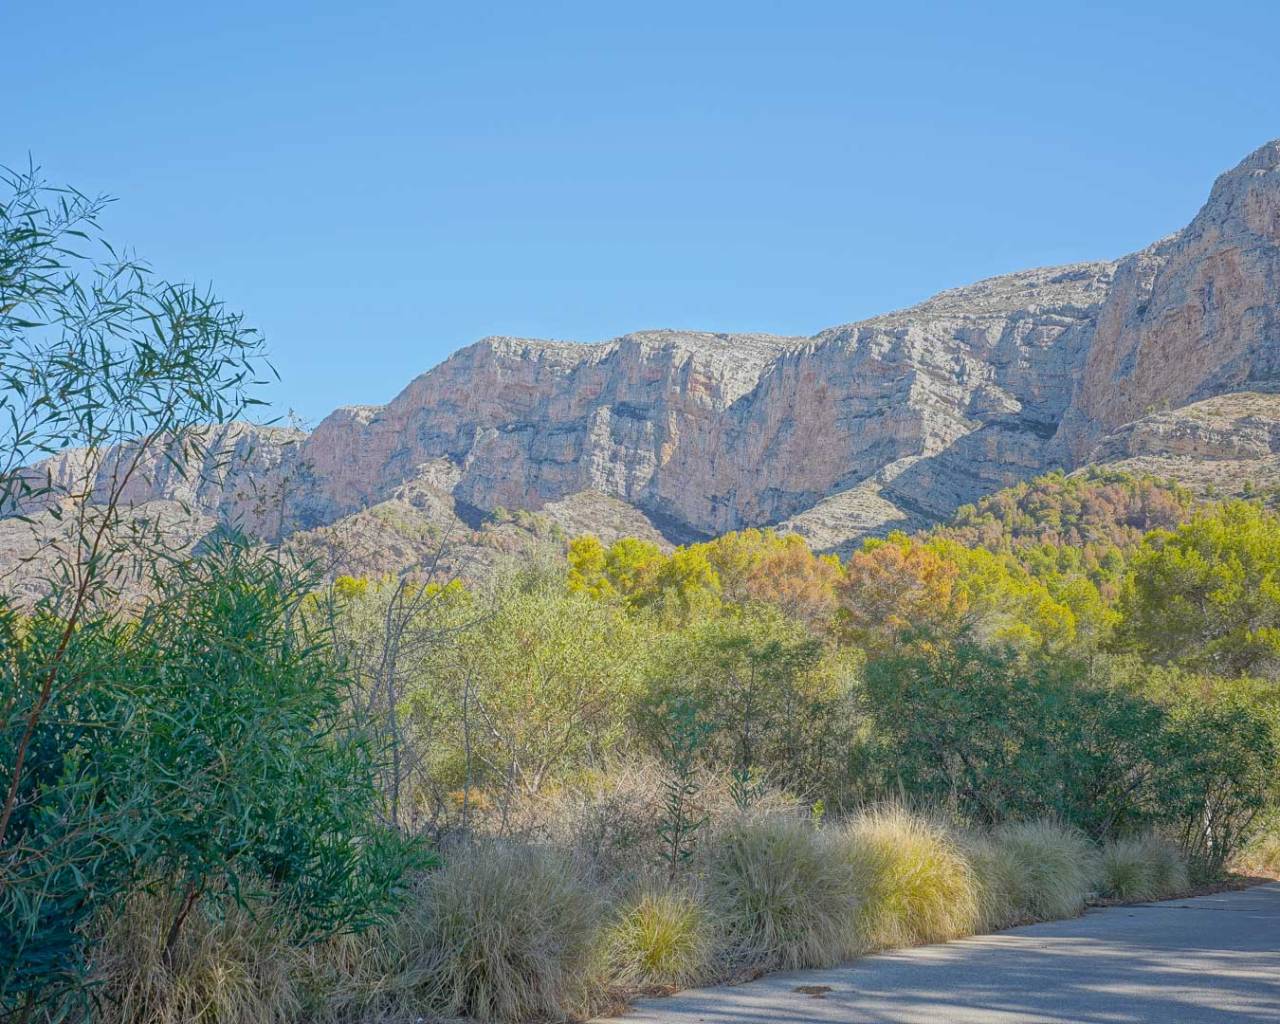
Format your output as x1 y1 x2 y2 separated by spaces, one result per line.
838 534 965 649
639 608 858 804
862 633 1167 834
703 529 841 625
414 568 643 814
1117 502 1280 677
0 164 269 1016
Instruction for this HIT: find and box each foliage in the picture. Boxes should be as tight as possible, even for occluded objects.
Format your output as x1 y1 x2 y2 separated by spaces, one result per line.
936 469 1194 583
131 537 420 948
861 635 1167 834
648 694 713 876
1117 501 1280 677
1159 689 1279 876
406 566 642 818
0 163 271 1018
702 529 841 625
838 534 965 647
638 608 858 804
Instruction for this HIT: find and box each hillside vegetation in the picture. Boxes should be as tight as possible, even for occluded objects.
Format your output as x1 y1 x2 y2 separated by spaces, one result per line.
4 171 1280 1024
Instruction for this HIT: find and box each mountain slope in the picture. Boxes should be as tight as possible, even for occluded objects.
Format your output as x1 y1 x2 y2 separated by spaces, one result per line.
6 140 1280 580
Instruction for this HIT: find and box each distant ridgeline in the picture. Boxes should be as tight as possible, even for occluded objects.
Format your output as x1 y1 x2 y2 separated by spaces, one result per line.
5 140 1280 592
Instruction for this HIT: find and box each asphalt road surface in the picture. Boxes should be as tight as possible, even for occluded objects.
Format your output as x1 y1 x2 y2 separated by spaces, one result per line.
601 883 1280 1024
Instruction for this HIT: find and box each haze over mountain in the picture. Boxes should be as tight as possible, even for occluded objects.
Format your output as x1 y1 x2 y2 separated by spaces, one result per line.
6 139 1280 582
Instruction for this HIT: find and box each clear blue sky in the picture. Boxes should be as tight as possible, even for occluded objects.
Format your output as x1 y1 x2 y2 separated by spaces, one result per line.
11 1 1279 424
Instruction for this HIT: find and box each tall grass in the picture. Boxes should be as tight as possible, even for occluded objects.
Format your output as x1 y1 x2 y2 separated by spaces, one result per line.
1100 834 1190 900
605 882 717 991
391 841 607 1022
91 809 1200 1024
840 806 979 951
1235 820 1280 877
985 820 1098 924
706 815 859 970
94 893 305 1024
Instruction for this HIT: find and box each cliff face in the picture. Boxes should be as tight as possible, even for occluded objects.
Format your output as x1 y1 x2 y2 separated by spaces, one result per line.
272 261 1112 551
1055 140 1280 462
8 140 1280 572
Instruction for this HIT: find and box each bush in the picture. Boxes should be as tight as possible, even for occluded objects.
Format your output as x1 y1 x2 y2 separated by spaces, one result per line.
1235 823 1280 877
93 892 305 1024
705 815 858 971
1100 834 1189 901
395 842 607 1023
987 820 1097 923
606 883 716 991
840 806 979 951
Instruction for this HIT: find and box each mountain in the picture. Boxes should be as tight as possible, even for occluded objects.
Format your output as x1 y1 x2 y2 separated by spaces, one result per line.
5 140 1280 582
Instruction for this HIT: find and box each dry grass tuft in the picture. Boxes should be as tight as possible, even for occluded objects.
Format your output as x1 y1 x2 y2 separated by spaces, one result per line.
1100 834 1189 900
605 882 717 991
391 841 607 1022
93 893 305 1024
988 820 1097 923
840 806 979 951
706 814 859 971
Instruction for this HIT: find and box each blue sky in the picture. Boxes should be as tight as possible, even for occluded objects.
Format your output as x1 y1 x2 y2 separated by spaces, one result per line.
11 1 1279 424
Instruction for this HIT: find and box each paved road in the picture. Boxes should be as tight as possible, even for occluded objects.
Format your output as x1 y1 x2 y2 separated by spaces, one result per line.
601 883 1280 1024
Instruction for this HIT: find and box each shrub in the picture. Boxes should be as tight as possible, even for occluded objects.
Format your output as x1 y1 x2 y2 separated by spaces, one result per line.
394 842 607 1023
988 820 1097 923
1235 821 1280 877
606 883 716 991
93 892 305 1024
1100 834 1189 900
705 815 858 971
840 806 979 951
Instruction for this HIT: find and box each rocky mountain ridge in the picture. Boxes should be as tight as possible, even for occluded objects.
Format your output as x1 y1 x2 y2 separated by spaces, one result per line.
6 140 1280 578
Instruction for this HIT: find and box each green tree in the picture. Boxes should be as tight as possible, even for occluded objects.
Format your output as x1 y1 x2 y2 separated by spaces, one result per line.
862 633 1167 834
1117 502 1280 677
413 568 643 812
0 164 269 1016
640 608 858 803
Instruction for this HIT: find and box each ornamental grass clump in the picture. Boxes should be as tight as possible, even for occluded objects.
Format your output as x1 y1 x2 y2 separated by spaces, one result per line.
605 883 717 991
840 806 979 952
94 893 305 1024
706 815 859 972
963 833 1030 931
393 841 608 1023
1100 834 1189 900
989 820 1097 923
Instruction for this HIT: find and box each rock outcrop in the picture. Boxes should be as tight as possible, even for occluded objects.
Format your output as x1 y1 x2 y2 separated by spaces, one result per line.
6 140 1280 578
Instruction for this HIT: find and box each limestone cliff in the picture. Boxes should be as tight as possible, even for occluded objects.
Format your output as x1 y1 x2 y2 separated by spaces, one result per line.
6 140 1280 577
